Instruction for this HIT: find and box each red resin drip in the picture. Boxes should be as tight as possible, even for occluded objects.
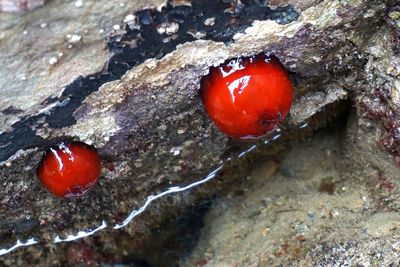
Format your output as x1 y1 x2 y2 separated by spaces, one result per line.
201 55 293 140
37 142 101 198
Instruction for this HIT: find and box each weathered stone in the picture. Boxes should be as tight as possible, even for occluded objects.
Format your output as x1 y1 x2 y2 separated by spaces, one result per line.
0 0 45 13
0 0 397 265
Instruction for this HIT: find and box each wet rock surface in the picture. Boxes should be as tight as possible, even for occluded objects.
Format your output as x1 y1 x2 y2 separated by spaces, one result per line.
0 0 399 265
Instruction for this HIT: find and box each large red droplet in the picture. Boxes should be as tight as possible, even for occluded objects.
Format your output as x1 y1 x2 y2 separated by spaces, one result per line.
201 55 293 140
37 142 101 198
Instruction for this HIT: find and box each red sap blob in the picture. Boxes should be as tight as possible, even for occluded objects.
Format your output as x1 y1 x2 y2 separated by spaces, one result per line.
201 55 293 140
37 142 101 198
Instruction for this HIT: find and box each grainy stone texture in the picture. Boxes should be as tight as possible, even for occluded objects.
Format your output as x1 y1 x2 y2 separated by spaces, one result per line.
0 0 398 265
0 0 45 13
0 0 164 133
181 125 400 266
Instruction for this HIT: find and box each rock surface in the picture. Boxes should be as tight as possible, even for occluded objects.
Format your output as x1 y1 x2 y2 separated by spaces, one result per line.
181 122 400 266
0 0 45 13
0 0 399 265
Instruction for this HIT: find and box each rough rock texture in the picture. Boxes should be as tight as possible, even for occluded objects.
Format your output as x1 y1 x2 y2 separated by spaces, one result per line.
181 1 400 266
0 0 45 13
0 0 164 134
0 0 398 265
180 123 400 266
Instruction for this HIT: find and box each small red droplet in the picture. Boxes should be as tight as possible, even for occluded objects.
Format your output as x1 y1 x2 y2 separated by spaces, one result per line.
201 55 293 140
37 142 101 198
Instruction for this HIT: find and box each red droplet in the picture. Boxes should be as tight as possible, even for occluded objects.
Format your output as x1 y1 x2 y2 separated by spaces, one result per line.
37 142 101 198
201 55 293 140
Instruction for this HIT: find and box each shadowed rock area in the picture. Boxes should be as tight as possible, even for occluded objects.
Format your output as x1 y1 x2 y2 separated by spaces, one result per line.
0 0 399 265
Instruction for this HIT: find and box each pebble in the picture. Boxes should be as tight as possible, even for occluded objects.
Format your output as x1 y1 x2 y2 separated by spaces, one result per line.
66 34 82 44
75 0 83 8
123 14 135 23
49 57 58 65
170 147 182 156
204 17 216 27
157 22 179 35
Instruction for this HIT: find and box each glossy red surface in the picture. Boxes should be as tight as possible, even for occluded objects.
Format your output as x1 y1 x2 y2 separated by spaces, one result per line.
37 142 101 198
201 55 293 140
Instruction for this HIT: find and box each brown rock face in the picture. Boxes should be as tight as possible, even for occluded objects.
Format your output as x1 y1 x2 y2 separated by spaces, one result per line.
1 0 399 265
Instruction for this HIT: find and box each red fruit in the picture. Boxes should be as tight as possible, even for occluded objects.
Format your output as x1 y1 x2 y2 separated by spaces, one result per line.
37 142 101 198
201 55 293 140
